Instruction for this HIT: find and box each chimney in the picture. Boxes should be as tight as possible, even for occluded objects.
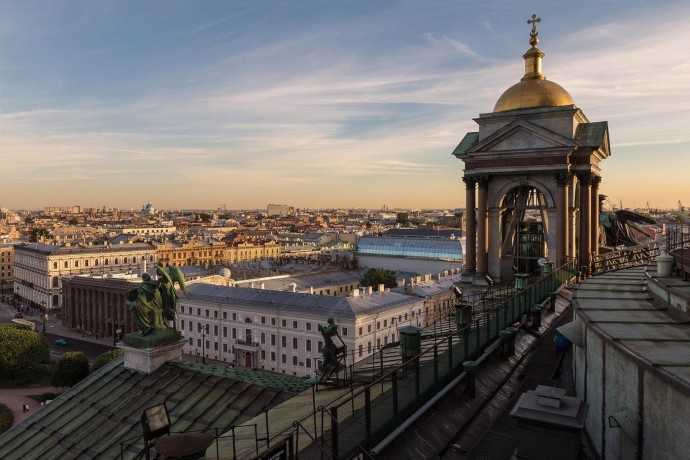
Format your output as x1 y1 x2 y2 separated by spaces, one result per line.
352 289 359 297
290 283 297 292
367 286 373 295
378 283 385 292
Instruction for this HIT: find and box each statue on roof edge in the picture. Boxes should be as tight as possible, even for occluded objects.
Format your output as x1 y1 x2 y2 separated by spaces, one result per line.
126 264 189 336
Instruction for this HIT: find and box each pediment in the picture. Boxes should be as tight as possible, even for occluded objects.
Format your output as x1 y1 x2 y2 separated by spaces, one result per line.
470 119 578 154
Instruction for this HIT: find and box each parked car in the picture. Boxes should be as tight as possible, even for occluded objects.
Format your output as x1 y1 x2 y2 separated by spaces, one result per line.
55 338 69 346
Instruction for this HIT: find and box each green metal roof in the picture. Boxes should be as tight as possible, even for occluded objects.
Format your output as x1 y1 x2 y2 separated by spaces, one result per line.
452 132 479 157
0 357 303 459
575 121 608 148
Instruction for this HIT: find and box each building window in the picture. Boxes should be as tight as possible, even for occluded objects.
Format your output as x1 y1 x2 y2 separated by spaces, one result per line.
197 308 200 316
368 325 372 333
261 350 266 359
282 319 286 327
53 262 57 269
292 356 297 366
223 344 228 352
292 337 297 349
271 335 276 346
281 354 286 364
306 340 312 352
376 322 380 329
368 341 371 352
306 322 311 331
197 338 201 347
261 316 266 324
74 260 79 268
342 327 348 336
213 325 218 336
282 336 287 347
359 344 363 357
223 312 227 319
271 352 276 362
383 320 387 328
232 313 237 321
318 341 323 353
306 358 311 368
64 261 69 268
189 338 193 345
271 318 276 326
261 333 265 344
358 327 362 336
232 328 236 339
293 320 297 329
223 327 227 338
214 342 218 351
214 311 218 318
205 309 209 317
180 320 185 331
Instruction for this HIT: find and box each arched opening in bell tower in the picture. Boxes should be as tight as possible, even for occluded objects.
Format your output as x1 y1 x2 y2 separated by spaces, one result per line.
499 185 549 275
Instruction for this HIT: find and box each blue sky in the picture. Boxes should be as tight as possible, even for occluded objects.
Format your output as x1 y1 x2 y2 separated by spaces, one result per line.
1 0 689 211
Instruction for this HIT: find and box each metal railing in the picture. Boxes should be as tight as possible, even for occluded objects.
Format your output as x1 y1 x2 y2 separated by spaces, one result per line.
667 225 690 280
590 241 660 275
319 260 577 459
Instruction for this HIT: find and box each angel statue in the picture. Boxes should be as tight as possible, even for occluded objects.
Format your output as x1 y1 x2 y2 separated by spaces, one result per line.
126 264 190 336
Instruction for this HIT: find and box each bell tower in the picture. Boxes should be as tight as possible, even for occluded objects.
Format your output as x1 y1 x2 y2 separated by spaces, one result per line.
453 16 610 284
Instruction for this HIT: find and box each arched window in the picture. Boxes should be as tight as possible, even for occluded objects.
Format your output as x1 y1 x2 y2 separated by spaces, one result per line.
150 256 154 262
64 261 68 268
95 259 99 266
115 258 119 264
104 258 109 265
53 261 58 269
52 276 59 288
124 257 128 263
74 260 79 268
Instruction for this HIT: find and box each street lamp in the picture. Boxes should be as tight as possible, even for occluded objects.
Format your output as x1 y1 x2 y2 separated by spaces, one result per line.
201 324 209 364
41 300 47 333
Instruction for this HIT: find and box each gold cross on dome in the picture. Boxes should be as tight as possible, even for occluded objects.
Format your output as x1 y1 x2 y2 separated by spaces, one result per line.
527 14 541 37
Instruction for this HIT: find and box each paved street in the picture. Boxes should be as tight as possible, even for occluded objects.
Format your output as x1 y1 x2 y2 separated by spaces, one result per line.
0 301 116 362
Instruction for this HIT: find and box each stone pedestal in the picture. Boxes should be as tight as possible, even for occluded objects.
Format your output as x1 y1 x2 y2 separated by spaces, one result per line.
121 333 186 374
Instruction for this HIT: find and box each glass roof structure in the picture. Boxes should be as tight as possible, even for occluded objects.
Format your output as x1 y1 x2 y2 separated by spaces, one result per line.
357 236 463 261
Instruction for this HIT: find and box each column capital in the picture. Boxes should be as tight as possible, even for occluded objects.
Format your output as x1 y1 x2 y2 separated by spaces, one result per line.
462 175 477 188
577 172 595 186
554 171 571 187
475 175 490 188
591 175 602 188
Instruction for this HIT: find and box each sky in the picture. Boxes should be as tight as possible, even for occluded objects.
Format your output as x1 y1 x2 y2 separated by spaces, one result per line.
1 0 689 211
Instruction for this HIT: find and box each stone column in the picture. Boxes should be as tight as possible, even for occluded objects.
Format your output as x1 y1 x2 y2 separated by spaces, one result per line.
578 173 593 269
555 172 570 263
487 208 501 281
591 176 601 256
476 175 490 274
463 176 477 274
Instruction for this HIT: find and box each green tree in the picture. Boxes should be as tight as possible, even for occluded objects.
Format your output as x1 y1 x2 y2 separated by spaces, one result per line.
29 228 52 242
0 324 52 383
396 213 409 225
92 349 124 372
51 352 89 387
360 268 398 290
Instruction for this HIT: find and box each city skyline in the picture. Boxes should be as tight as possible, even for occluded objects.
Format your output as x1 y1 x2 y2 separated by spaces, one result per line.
1 1 689 210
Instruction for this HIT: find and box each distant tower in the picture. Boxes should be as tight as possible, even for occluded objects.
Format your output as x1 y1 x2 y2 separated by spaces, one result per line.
452 15 611 283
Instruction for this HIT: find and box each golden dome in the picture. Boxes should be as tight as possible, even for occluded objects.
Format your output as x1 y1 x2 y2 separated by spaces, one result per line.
493 79 574 112
493 15 574 113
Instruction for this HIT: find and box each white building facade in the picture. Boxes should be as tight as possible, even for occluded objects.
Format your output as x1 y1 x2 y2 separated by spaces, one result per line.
178 284 426 377
13 242 157 310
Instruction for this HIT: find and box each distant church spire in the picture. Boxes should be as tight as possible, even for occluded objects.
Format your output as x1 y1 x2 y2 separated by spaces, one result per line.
521 14 546 82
